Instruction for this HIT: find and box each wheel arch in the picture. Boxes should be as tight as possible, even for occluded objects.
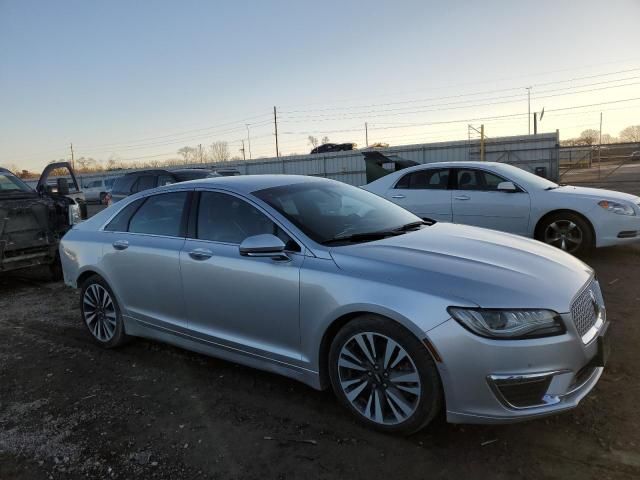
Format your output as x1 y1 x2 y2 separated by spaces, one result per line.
534 209 596 244
316 310 439 390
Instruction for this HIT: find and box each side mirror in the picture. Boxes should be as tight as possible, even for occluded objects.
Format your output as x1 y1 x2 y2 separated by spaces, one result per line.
57 178 70 196
497 181 517 192
239 234 289 260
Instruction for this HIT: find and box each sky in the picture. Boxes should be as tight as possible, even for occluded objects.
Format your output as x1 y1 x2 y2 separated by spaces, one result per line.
1 0 639 171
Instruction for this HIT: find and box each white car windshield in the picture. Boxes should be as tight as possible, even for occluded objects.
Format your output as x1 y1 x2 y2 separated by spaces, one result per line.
494 164 559 190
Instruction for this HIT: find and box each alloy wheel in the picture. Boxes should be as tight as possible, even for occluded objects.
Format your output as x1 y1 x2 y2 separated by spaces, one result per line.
83 284 117 342
543 220 583 253
337 332 421 425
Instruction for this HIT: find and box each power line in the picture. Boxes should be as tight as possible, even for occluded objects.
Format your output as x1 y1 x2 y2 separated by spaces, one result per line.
280 80 640 122
279 67 640 114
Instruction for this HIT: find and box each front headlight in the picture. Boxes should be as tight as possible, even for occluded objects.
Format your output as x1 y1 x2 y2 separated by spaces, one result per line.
598 200 635 216
68 204 81 225
447 307 565 339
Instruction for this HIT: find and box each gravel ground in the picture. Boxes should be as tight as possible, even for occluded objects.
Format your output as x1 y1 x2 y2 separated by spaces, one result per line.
1 244 639 480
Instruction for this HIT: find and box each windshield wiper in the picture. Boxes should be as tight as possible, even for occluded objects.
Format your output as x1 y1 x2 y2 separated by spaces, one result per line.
393 220 429 232
322 221 429 245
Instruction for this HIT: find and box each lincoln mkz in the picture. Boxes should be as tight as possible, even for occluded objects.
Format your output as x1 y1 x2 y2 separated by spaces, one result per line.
60 175 608 433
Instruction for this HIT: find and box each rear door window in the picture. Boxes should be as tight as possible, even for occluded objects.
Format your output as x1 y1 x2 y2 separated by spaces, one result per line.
104 198 145 232
395 169 450 189
128 192 189 237
132 175 157 193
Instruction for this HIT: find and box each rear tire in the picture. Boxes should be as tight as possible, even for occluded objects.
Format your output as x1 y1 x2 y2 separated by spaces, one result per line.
79 275 128 348
536 212 594 256
328 315 442 435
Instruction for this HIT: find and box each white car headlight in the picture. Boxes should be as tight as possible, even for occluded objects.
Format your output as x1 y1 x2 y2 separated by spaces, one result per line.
69 203 81 225
447 307 565 339
598 200 636 216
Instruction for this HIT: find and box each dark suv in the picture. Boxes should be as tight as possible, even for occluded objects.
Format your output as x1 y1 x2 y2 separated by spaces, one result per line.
106 168 216 205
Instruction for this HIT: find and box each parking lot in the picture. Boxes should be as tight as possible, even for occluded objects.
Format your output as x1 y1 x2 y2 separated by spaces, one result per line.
2 189 640 479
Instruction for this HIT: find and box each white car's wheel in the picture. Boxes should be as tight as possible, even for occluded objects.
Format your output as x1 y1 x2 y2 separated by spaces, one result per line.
537 212 594 255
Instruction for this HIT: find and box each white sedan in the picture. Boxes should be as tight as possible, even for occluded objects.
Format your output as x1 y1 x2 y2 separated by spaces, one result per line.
362 161 640 254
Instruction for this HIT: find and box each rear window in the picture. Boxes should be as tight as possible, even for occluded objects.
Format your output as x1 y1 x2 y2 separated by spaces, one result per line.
111 176 137 194
132 175 157 193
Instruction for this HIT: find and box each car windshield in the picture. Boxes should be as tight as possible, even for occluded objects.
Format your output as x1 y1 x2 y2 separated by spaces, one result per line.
253 181 422 244
494 163 559 190
0 171 33 193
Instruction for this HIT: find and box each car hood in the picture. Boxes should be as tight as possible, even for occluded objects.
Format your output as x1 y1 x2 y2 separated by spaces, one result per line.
329 223 593 312
553 185 640 204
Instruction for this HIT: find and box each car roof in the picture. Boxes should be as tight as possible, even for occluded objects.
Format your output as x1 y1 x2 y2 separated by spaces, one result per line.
178 174 335 193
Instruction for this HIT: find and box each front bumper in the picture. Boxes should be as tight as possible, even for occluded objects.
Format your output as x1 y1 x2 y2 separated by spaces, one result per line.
426 314 607 424
591 208 640 247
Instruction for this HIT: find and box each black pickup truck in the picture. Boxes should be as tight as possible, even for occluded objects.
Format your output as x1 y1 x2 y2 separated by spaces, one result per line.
0 162 85 278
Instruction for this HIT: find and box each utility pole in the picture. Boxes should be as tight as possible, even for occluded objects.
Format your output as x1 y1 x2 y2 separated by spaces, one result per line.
598 112 603 178
70 143 75 170
599 112 603 145
245 124 252 160
533 113 537 135
365 122 369 147
273 106 280 158
198 143 203 164
526 87 532 134
480 125 485 162
240 140 246 161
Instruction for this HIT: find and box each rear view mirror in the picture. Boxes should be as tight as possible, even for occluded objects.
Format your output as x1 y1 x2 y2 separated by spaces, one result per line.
497 181 517 192
57 178 70 196
239 234 288 260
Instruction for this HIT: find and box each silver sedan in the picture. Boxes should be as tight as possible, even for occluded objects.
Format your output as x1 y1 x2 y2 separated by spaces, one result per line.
59 175 608 434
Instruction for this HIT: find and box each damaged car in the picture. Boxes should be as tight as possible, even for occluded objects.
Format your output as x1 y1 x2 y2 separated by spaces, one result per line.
0 162 85 278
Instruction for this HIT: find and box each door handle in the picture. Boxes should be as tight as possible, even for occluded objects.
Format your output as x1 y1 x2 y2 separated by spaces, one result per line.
188 248 213 261
112 240 129 250
391 194 406 199
454 195 470 201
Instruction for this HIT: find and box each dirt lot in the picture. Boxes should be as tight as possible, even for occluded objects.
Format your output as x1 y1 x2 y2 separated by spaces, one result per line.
3 169 640 480
0 244 639 480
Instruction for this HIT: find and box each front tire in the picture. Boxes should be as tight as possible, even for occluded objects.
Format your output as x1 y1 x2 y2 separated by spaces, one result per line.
537 212 594 255
328 315 442 435
79 275 128 348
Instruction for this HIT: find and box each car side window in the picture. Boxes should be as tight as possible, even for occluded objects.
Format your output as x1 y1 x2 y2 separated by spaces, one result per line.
456 169 508 191
132 175 156 193
104 198 145 232
128 192 189 237
395 169 449 190
197 191 299 250
157 174 175 187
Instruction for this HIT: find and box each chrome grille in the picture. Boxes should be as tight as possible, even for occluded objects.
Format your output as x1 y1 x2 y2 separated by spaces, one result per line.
570 281 602 338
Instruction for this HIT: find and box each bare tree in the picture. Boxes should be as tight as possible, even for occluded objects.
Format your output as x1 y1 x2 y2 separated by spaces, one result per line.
210 141 230 162
321 136 330 144
620 125 640 143
307 136 319 148
578 129 600 145
177 146 197 163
